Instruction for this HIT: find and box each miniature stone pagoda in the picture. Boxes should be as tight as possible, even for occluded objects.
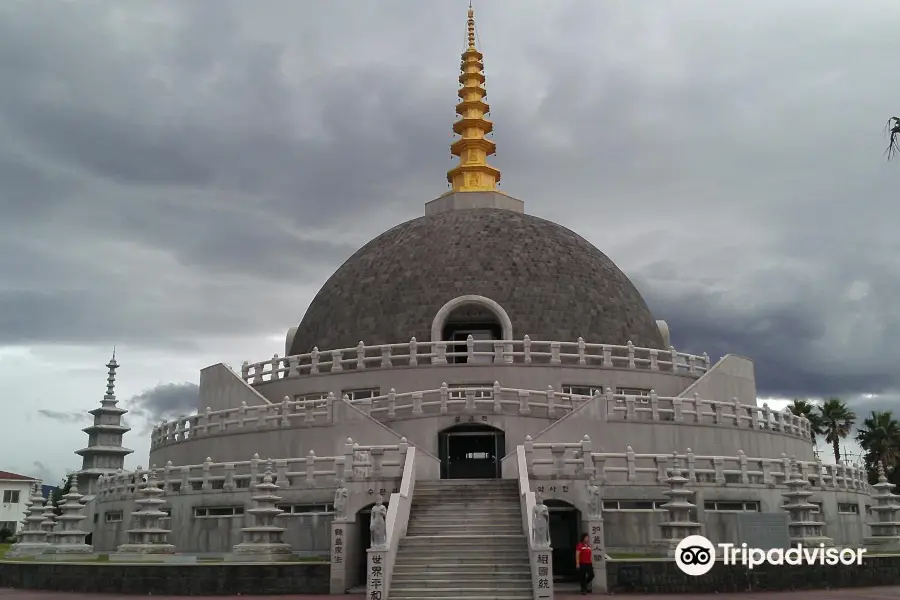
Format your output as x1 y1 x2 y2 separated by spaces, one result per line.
112 466 176 561
655 450 702 556
864 462 900 551
50 477 96 559
8 483 50 557
39 491 58 554
783 458 833 546
227 459 292 561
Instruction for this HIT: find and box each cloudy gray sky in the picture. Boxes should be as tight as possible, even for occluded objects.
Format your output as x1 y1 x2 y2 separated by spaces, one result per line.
1 0 897 483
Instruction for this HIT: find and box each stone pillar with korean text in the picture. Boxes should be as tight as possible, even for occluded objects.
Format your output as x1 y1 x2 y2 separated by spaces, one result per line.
584 477 607 594
531 494 554 600
330 477 354 595
367 546 387 600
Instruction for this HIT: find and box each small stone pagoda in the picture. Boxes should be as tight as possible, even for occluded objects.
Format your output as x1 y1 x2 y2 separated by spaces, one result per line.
783 458 833 546
864 462 900 551
227 459 292 561
8 483 50 557
50 477 96 559
112 466 177 561
655 450 702 556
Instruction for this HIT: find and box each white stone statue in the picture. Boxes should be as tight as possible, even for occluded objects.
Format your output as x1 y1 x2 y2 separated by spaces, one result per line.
370 495 387 549
333 480 349 520
532 494 550 548
586 477 602 519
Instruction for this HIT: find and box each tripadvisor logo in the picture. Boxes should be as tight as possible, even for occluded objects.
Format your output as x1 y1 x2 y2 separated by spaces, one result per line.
675 535 867 576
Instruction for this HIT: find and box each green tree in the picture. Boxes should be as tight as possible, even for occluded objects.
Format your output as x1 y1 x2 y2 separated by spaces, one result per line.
49 474 73 517
787 398 824 445
856 410 900 483
818 398 857 464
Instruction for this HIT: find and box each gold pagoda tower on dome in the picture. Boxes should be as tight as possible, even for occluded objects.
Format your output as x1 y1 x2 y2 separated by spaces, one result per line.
447 3 501 192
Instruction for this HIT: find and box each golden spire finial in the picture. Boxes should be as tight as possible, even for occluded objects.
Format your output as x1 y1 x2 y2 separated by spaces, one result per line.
467 2 476 49
447 3 501 193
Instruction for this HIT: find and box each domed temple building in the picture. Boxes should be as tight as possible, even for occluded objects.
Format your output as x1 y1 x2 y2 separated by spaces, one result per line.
29 6 888 599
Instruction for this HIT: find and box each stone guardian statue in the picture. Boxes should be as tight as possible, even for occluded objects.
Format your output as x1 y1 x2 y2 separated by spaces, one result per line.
586 476 602 519
532 493 550 548
333 480 349 520
370 495 388 549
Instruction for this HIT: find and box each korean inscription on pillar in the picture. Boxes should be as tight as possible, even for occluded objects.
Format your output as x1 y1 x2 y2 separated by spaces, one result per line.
368 553 384 600
591 524 604 563
333 527 344 564
536 551 550 594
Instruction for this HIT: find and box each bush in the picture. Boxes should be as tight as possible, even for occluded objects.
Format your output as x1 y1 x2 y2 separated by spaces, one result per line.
0 528 13 542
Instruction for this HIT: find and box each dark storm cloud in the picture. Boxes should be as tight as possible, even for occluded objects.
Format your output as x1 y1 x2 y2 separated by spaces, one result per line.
36 410 90 424
0 0 899 410
127 382 199 425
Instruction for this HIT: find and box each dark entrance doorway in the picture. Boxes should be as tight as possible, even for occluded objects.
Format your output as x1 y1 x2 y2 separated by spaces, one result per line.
438 424 505 479
356 504 373 585
442 304 502 364
547 500 580 582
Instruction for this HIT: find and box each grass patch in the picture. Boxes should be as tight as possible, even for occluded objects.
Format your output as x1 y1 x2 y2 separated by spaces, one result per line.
0 544 10 559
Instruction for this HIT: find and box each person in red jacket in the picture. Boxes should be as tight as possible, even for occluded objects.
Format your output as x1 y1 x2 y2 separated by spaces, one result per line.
576 533 594 594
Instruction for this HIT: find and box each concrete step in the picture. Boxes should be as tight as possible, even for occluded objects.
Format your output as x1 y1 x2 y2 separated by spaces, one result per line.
406 525 522 535
391 579 532 590
410 511 521 520
412 498 520 504
401 534 525 544
415 479 518 487
395 552 529 561
393 564 531 575
391 596 531 600
388 589 531 599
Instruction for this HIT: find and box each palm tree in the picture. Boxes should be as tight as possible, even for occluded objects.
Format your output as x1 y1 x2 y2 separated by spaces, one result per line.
818 398 856 463
787 398 824 445
856 411 900 479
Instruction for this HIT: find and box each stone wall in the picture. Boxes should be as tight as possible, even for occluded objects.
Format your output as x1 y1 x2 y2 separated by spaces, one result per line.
606 556 900 593
0 562 329 595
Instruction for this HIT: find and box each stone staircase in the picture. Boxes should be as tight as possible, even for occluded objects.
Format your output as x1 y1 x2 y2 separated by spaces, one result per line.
390 479 532 600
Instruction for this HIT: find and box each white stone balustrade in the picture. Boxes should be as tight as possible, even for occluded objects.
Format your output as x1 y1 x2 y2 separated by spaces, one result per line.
97 438 409 502
522 435 870 491
151 386 810 450
240 337 712 383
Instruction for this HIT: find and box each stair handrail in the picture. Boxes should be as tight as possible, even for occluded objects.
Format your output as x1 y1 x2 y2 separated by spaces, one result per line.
376 446 417 600
517 444 553 600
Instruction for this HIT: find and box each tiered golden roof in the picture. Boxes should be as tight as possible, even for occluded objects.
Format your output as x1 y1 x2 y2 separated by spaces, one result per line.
446 4 501 192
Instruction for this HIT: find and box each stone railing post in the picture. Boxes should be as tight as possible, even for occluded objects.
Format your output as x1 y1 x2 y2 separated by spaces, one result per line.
523 335 532 363
440 382 449 413
408 337 418 366
519 390 531 415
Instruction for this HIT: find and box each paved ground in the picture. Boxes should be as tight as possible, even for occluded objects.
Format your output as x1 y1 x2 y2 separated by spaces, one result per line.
2 587 900 599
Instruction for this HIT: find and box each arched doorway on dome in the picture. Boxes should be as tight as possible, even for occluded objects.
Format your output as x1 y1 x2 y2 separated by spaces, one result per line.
431 295 513 364
438 423 505 479
546 499 580 583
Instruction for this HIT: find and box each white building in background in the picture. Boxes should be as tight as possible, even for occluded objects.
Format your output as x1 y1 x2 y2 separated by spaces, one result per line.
0 471 39 534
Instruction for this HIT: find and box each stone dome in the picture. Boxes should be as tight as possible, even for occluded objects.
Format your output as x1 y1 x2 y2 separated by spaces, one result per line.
289 208 664 355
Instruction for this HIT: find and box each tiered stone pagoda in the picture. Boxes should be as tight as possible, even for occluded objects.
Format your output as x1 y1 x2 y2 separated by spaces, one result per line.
8 483 50 557
655 451 702 556
783 459 833 546
50 477 96 559
112 467 176 561
864 462 900 551
227 459 292 561
75 351 133 497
